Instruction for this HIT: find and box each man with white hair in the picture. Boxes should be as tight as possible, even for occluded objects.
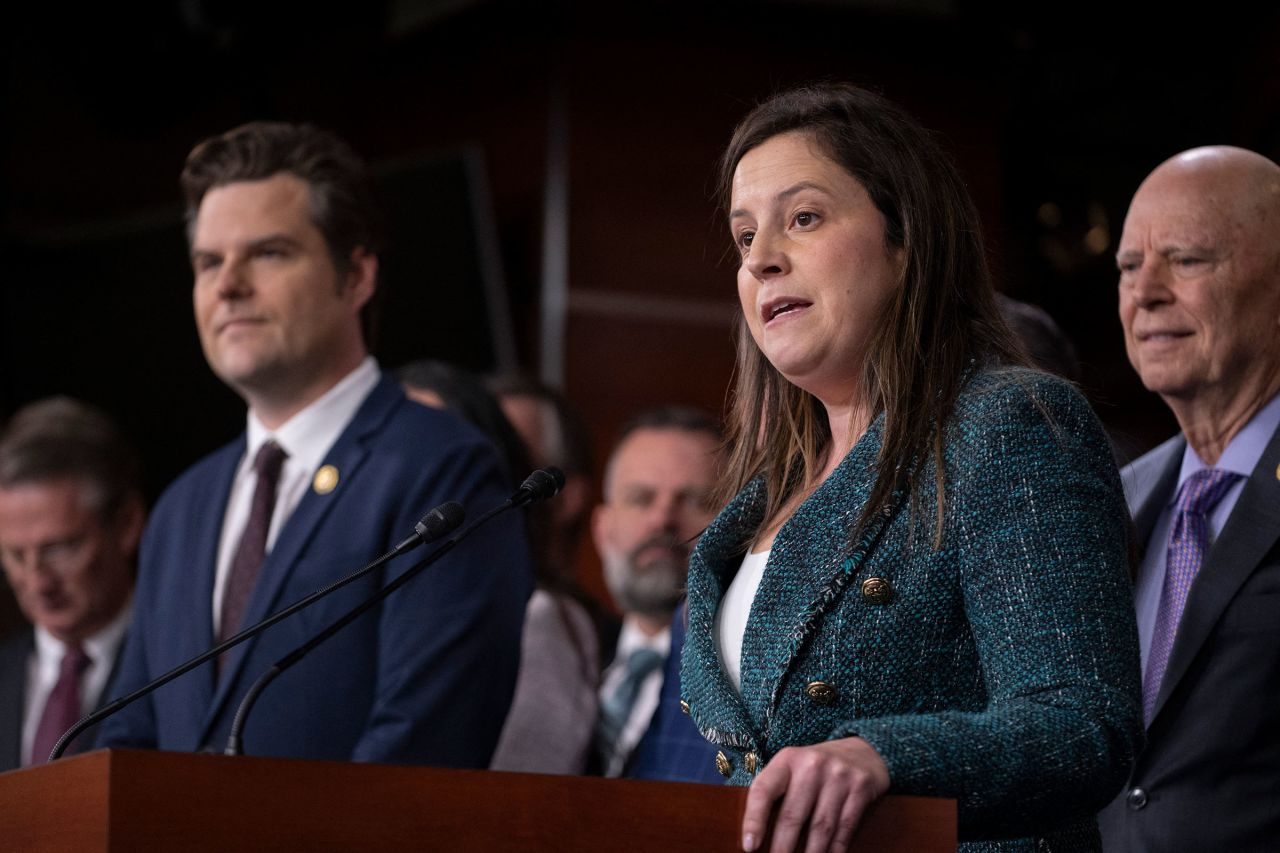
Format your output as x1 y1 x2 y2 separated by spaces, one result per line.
1098 146 1280 851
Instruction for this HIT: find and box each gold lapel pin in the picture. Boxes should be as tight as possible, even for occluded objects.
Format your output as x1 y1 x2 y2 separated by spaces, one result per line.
313 464 339 495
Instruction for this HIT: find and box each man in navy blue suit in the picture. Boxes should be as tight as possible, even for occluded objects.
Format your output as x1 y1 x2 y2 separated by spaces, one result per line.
625 601 723 784
97 122 531 766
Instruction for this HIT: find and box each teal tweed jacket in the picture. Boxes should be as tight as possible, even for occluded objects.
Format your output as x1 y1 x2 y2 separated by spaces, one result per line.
681 368 1143 852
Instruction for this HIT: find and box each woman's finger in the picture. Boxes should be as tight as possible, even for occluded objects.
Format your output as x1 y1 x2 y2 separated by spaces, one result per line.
802 762 849 853
828 784 865 853
743 739 889 853
742 754 791 852
768 751 823 853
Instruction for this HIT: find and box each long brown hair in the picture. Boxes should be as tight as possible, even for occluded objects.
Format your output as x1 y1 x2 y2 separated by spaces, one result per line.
717 83 1025 545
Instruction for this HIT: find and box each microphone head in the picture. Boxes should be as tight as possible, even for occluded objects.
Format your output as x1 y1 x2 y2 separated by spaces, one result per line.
415 501 465 543
515 467 565 504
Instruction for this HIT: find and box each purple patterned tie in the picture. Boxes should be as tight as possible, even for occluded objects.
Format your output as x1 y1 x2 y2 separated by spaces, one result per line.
1142 467 1242 723
29 644 91 765
218 441 288 654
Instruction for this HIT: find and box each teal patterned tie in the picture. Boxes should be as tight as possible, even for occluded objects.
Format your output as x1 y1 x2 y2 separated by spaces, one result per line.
596 648 664 769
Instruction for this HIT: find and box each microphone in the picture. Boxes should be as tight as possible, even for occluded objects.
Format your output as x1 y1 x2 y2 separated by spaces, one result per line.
512 467 565 506
393 501 466 554
48 500 466 762
223 468 564 756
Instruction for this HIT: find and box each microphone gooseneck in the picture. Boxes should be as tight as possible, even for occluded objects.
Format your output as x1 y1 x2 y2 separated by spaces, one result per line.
47 500 465 762
223 468 564 756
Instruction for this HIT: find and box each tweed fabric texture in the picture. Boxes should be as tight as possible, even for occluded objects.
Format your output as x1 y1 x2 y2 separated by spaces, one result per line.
681 367 1143 852
1140 468 1240 723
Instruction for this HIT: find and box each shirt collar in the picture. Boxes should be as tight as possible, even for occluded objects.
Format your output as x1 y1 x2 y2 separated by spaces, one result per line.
245 357 381 475
33 597 133 673
1176 390 1280 497
615 615 672 660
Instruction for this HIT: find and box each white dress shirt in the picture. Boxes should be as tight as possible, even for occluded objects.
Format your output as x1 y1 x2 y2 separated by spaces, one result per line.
1132 391 1280 671
598 617 670 777
211 357 381 631
715 548 770 694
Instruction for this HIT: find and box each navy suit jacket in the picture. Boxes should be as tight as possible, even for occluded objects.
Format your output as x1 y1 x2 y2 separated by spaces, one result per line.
0 631 35 771
1098 421 1280 851
98 376 532 766
626 603 722 784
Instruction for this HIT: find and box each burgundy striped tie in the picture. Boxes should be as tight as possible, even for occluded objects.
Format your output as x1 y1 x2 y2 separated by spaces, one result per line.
29 644 91 765
218 441 288 654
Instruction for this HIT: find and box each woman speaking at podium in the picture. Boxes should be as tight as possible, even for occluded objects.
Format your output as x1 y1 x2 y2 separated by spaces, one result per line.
679 83 1142 853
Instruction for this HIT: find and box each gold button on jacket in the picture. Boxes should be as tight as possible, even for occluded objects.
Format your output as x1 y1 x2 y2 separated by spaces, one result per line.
677 369 1143 845
805 680 838 705
714 750 732 777
860 576 893 604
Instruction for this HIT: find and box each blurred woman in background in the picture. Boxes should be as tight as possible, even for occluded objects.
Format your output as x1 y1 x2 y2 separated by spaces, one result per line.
398 360 598 774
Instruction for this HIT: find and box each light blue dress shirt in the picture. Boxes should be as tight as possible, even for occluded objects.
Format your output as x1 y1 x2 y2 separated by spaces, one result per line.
1134 392 1280 671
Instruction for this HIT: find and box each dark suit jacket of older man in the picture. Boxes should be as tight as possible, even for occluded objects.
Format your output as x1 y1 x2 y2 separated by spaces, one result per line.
0 631 35 771
1098 422 1280 852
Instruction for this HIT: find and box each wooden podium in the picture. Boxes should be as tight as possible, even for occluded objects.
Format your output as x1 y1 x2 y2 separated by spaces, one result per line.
0 750 955 851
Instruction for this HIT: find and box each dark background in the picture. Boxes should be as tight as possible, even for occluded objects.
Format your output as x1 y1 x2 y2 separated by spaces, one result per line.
3 0 1279 620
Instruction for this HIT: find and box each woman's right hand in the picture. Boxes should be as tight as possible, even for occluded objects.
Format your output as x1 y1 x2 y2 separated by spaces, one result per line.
741 736 890 853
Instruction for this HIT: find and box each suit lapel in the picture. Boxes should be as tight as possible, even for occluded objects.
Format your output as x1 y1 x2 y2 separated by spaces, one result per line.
742 419 895 741
80 632 129 752
0 632 33 769
95 635 127 714
203 379 400 733
685 418 902 748
178 439 244 724
683 477 766 748
1126 436 1183 559
1152 422 1280 724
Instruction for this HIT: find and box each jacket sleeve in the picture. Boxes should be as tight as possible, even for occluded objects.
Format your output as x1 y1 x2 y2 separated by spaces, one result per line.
350 437 533 767
95 518 163 750
831 375 1144 837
